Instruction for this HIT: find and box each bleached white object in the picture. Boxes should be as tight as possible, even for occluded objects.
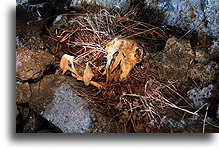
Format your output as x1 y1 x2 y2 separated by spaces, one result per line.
63 54 74 63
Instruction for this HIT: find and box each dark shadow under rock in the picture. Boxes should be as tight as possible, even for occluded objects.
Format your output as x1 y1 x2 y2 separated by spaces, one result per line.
16 104 63 133
16 6 44 35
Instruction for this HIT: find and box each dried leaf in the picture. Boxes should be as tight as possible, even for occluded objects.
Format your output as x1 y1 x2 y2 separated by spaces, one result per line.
83 62 94 86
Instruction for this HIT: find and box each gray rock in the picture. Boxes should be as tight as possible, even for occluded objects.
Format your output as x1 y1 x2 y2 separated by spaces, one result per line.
92 112 124 133
16 47 55 81
16 0 29 6
43 85 93 133
16 82 31 104
29 75 124 133
155 37 218 89
16 36 24 48
22 113 41 133
165 113 219 133
194 49 210 64
188 61 218 85
20 33 45 52
16 0 48 16
144 0 219 38
29 75 85 114
209 39 219 60
155 37 195 81
16 3 45 35
70 0 130 10
187 84 214 108
29 75 93 133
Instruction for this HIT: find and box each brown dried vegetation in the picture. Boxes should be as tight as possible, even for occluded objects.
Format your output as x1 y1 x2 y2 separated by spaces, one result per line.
47 9 211 132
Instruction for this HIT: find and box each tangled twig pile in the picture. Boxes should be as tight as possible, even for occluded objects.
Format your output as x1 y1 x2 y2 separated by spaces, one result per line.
48 9 206 132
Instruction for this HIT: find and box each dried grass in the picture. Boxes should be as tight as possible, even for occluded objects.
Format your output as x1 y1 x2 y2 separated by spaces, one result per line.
48 9 167 64
48 9 208 132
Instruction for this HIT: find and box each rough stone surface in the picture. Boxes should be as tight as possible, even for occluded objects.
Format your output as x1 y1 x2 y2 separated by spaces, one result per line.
209 39 219 60
43 85 93 133
20 32 45 52
16 36 24 48
16 82 31 104
16 0 72 35
29 75 83 114
144 0 219 38
16 47 55 81
155 37 218 89
16 105 19 118
187 84 214 108
70 0 130 10
165 112 219 133
19 32 56 54
16 5 44 35
17 0 219 39
16 105 63 133
22 113 40 133
155 37 195 81
29 75 93 133
29 75 124 133
194 49 210 64
92 112 124 133
188 61 218 85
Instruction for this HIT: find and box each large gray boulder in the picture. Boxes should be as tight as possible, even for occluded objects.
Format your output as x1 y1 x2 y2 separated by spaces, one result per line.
28 75 124 133
144 0 219 38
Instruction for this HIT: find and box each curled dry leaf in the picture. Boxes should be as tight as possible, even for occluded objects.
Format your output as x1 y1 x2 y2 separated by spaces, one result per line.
83 62 94 86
